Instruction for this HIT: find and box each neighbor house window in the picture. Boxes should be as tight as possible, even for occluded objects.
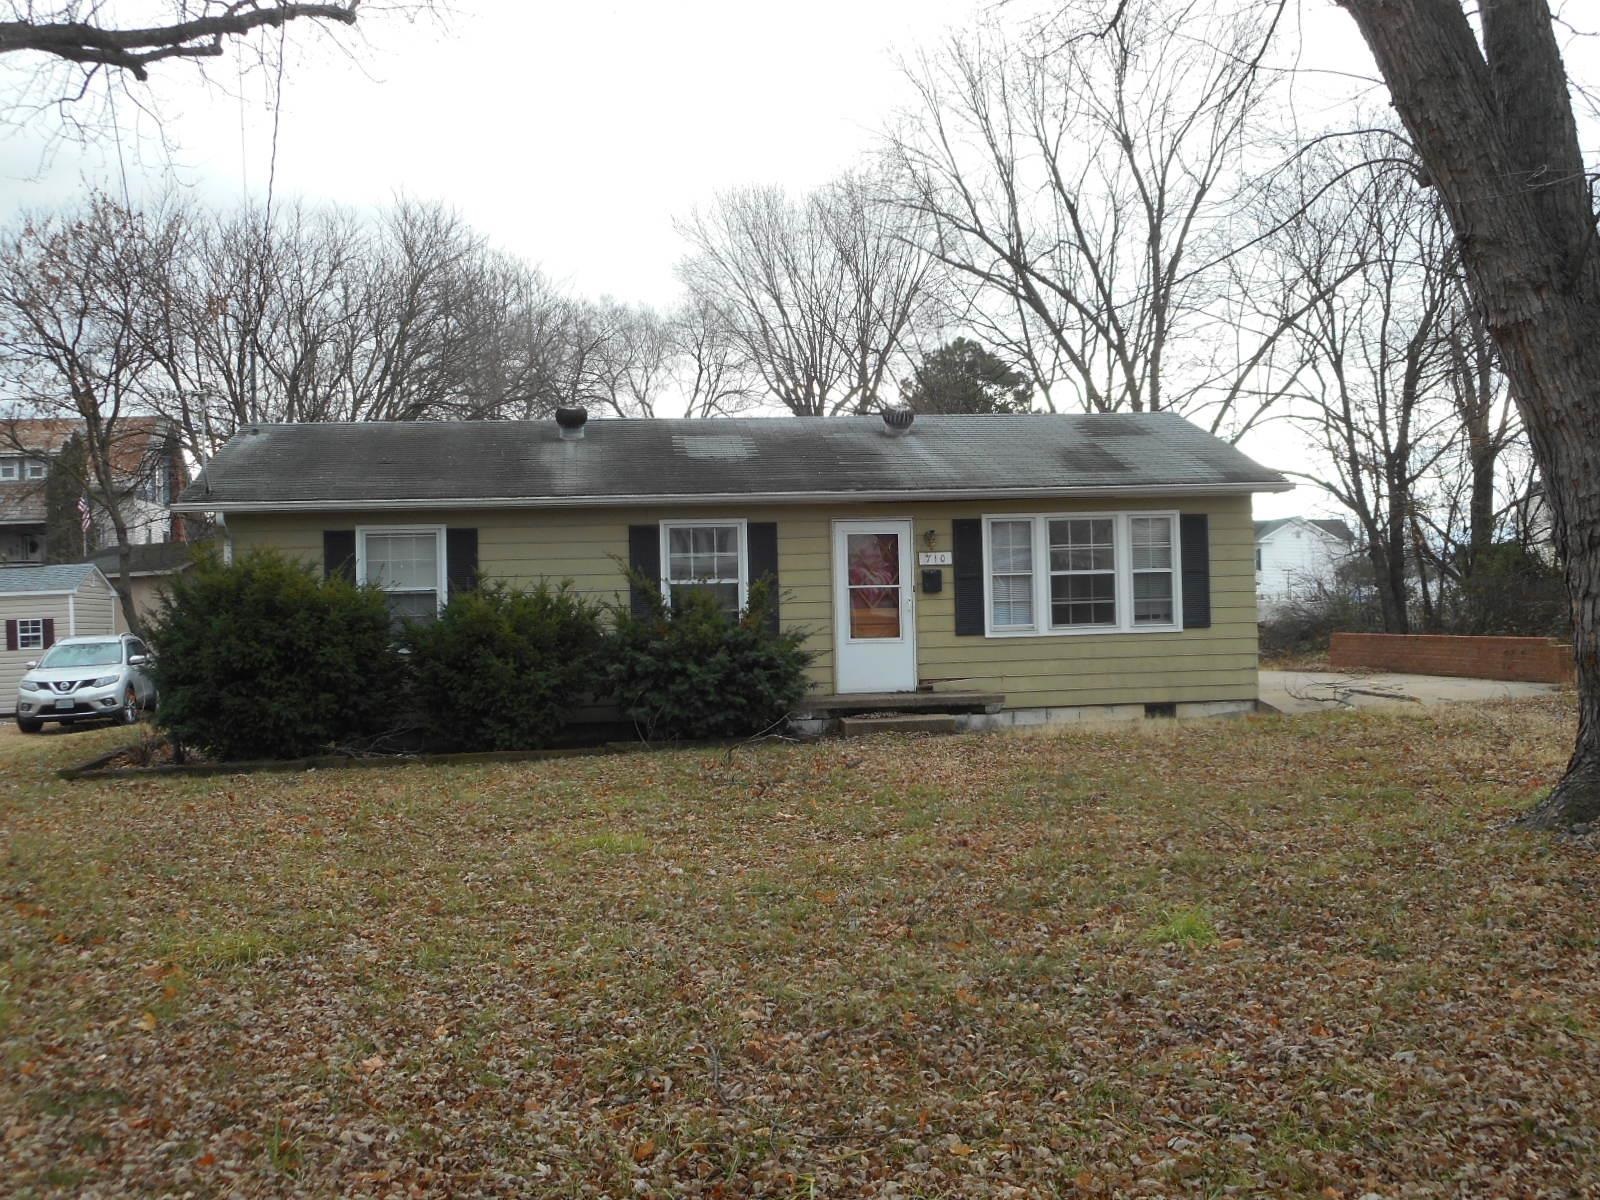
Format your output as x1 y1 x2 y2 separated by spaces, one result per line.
661 521 746 615
0 459 18 481
16 618 43 650
24 460 45 481
357 526 446 624
984 512 1181 636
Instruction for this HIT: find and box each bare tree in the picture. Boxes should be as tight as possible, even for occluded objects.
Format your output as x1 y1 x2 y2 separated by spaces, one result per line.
884 0 1315 433
1337 0 1600 830
668 294 759 419
1265 136 1467 631
677 172 934 416
0 195 183 632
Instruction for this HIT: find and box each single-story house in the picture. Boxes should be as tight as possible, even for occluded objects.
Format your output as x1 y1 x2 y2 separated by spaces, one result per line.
86 541 205 628
171 409 1292 726
1254 516 1356 617
0 563 121 711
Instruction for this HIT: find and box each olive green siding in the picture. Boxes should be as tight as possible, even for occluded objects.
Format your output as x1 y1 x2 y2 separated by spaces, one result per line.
224 494 1258 709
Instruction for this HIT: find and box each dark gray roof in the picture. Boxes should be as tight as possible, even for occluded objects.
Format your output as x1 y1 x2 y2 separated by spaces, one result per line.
175 413 1290 511
0 562 102 594
1255 516 1355 543
86 541 207 576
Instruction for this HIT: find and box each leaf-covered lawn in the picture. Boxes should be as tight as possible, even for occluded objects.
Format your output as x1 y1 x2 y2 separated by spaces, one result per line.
2 700 1597 1197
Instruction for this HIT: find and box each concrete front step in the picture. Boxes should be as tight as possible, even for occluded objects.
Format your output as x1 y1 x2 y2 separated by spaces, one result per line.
792 691 1004 719
837 713 960 737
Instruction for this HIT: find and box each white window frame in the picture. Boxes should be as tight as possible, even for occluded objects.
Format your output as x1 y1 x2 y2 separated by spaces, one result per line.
981 511 1183 637
24 460 45 481
355 525 448 618
16 618 43 650
0 459 18 481
1045 515 1120 632
659 519 749 613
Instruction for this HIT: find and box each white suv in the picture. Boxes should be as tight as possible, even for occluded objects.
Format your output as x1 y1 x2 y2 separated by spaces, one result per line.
15 634 157 733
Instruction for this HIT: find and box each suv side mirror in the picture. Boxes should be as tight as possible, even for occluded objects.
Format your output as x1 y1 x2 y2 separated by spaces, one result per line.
129 654 149 666
24 660 37 670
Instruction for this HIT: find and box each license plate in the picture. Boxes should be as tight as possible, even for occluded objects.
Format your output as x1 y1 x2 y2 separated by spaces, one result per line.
54 698 73 710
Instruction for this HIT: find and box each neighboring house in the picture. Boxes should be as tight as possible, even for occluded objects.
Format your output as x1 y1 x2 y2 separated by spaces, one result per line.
0 416 188 564
1254 516 1356 616
0 563 121 711
85 541 204 627
171 410 1292 725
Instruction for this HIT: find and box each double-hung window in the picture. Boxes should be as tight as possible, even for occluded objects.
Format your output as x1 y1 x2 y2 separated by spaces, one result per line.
357 526 446 625
988 519 1035 629
0 459 18 481
661 521 746 616
984 512 1181 635
16 618 43 650
24 460 45 481
1130 516 1176 625
1048 518 1117 628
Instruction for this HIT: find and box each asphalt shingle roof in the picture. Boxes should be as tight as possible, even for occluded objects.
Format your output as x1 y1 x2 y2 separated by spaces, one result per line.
175 412 1290 510
0 563 101 595
1254 517 1355 543
85 542 206 576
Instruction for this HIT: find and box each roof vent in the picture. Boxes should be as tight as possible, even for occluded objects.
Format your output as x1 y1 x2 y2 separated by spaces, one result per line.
555 406 588 440
881 406 915 437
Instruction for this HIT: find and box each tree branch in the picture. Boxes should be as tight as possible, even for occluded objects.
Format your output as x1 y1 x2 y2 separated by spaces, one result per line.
0 3 360 81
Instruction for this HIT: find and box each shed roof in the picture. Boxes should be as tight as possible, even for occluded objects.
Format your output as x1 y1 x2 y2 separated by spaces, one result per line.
0 563 103 595
86 542 203 577
174 412 1291 512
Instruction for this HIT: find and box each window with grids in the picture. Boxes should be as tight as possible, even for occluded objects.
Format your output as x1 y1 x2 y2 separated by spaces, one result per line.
1130 516 1175 624
987 519 1035 628
0 458 18 481
16 618 43 650
663 523 743 615
24 460 45 480
1048 518 1117 627
984 512 1180 635
359 529 444 624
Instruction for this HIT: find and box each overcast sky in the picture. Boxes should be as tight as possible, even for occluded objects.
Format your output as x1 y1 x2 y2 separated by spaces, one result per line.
1 2 1588 521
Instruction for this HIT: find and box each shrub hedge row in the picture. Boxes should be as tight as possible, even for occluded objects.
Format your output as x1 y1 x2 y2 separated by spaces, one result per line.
147 551 812 760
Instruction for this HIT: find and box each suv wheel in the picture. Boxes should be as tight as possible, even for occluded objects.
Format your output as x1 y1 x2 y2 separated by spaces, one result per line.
15 716 42 734
119 686 139 726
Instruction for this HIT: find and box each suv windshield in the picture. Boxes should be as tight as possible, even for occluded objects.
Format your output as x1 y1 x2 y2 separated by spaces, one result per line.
39 641 122 668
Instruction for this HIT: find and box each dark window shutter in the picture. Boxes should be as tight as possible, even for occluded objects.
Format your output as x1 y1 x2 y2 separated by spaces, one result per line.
323 530 356 583
5 620 16 651
1180 513 1211 629
952 518 985 636
627 524 661 618
41 618 55 648
746 521 780 634
446 528 479 600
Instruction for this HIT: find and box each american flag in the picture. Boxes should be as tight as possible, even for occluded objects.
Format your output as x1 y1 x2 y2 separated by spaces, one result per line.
77 495 91 533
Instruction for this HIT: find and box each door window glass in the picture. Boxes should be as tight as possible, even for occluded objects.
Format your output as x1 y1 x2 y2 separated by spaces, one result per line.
847 532 901 639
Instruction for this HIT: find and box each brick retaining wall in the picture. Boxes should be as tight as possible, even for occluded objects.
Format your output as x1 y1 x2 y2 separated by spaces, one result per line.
1328 633 1576 684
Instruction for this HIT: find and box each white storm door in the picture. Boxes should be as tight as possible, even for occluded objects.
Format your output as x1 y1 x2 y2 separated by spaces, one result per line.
832 519 917 694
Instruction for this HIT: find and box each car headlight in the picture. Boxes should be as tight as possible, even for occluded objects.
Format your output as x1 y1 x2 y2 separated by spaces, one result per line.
18 679 40 691
88 676 119 688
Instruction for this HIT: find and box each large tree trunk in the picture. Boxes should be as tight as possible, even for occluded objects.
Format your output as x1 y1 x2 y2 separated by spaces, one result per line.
1339 0 1600 829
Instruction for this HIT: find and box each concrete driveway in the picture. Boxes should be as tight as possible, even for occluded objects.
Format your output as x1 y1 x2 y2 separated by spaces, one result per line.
1260 669 1565 714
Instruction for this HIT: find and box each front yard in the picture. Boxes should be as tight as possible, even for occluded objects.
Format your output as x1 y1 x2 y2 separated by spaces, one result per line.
2 701 1598 1197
